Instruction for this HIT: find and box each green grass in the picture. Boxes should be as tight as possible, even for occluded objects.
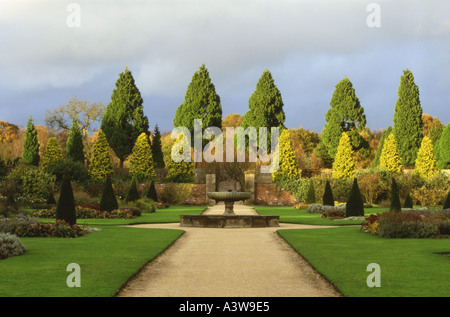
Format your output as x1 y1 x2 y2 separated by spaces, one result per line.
0 205 207 297
36 205 207 226
278 226 450 297
254 206 387 225
0 226 184 297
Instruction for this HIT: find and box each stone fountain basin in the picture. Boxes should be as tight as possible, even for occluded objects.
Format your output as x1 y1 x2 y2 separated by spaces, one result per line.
207 191 252 202
180 214 279 228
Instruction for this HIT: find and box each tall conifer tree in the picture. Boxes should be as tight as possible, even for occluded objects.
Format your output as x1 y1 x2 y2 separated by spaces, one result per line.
151 124 165 168
372 126 393 168
241 69 285 148
22 116 40 166
173 64 222 144
101 67 149 168
321 77 368 160
66 117 85 163
393 69 423 167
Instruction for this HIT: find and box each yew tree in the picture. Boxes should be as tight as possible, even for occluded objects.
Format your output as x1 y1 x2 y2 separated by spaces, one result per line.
101 67 149 168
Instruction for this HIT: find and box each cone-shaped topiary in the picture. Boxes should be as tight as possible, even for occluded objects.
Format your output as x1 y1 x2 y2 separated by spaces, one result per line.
305 179 316 204
443 191 450 210
56 173 76 226
322 180 335 206
404 192 413 208
99 174 118 212
390 178 402 212
46 191 56 205
125 178 140 202
146 180 158 201
346 178 364 217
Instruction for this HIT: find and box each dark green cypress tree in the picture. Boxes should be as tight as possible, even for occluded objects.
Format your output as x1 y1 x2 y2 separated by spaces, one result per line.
321 77 368 160
66 117 85 164
241 69 285 149
173 64 222 145
99 174 118 212
146 180 158 201
443 191 450 210
22 116 40 166
322 180 335 206
46 191 56 205
389 178 402 212
403 192 413 208
393 69 423 167
305 179 316 204
101 66 149 169
151 124 165 168
346 178 365 217
125 178 140 202
56 173 76 226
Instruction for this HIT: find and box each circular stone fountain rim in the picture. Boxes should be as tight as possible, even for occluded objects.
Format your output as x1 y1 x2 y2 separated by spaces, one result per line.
207 191 252 201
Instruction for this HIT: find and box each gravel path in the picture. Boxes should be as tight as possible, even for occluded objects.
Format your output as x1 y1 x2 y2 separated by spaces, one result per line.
116 204 342 297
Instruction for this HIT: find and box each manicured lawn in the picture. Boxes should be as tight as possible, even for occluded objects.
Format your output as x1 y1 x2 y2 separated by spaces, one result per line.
0 205 206 297
36 205 207 226
278 226 450 297
0 225 184 297
254 206 387 225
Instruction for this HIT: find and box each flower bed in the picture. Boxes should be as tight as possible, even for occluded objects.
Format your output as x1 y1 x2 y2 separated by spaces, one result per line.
361 210 450 238
32 206 136 219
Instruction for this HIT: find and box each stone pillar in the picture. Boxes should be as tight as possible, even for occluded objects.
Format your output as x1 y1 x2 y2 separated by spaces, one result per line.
205 174 216 204
244 171 255 204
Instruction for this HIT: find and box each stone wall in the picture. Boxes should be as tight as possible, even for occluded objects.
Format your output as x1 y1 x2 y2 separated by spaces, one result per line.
254 183 297 206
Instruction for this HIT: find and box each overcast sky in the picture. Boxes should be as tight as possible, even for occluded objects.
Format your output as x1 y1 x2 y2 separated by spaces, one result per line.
0 0 449 134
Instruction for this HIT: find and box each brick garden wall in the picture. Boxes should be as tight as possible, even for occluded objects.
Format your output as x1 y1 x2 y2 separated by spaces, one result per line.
254 183 297 206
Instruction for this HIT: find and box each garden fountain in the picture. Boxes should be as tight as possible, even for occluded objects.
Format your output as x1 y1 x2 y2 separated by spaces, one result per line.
180 190 279 228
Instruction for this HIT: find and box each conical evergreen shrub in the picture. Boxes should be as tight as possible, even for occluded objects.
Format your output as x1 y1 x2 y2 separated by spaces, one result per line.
46 191 56 205
322 180 335 206
305 179 316 204
390 178 402 212
146 180 158 201
56 174 76 226
404 192 413 208
100 175 118 212
125 178 140 202
346 178 364 217
443 191 450 210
